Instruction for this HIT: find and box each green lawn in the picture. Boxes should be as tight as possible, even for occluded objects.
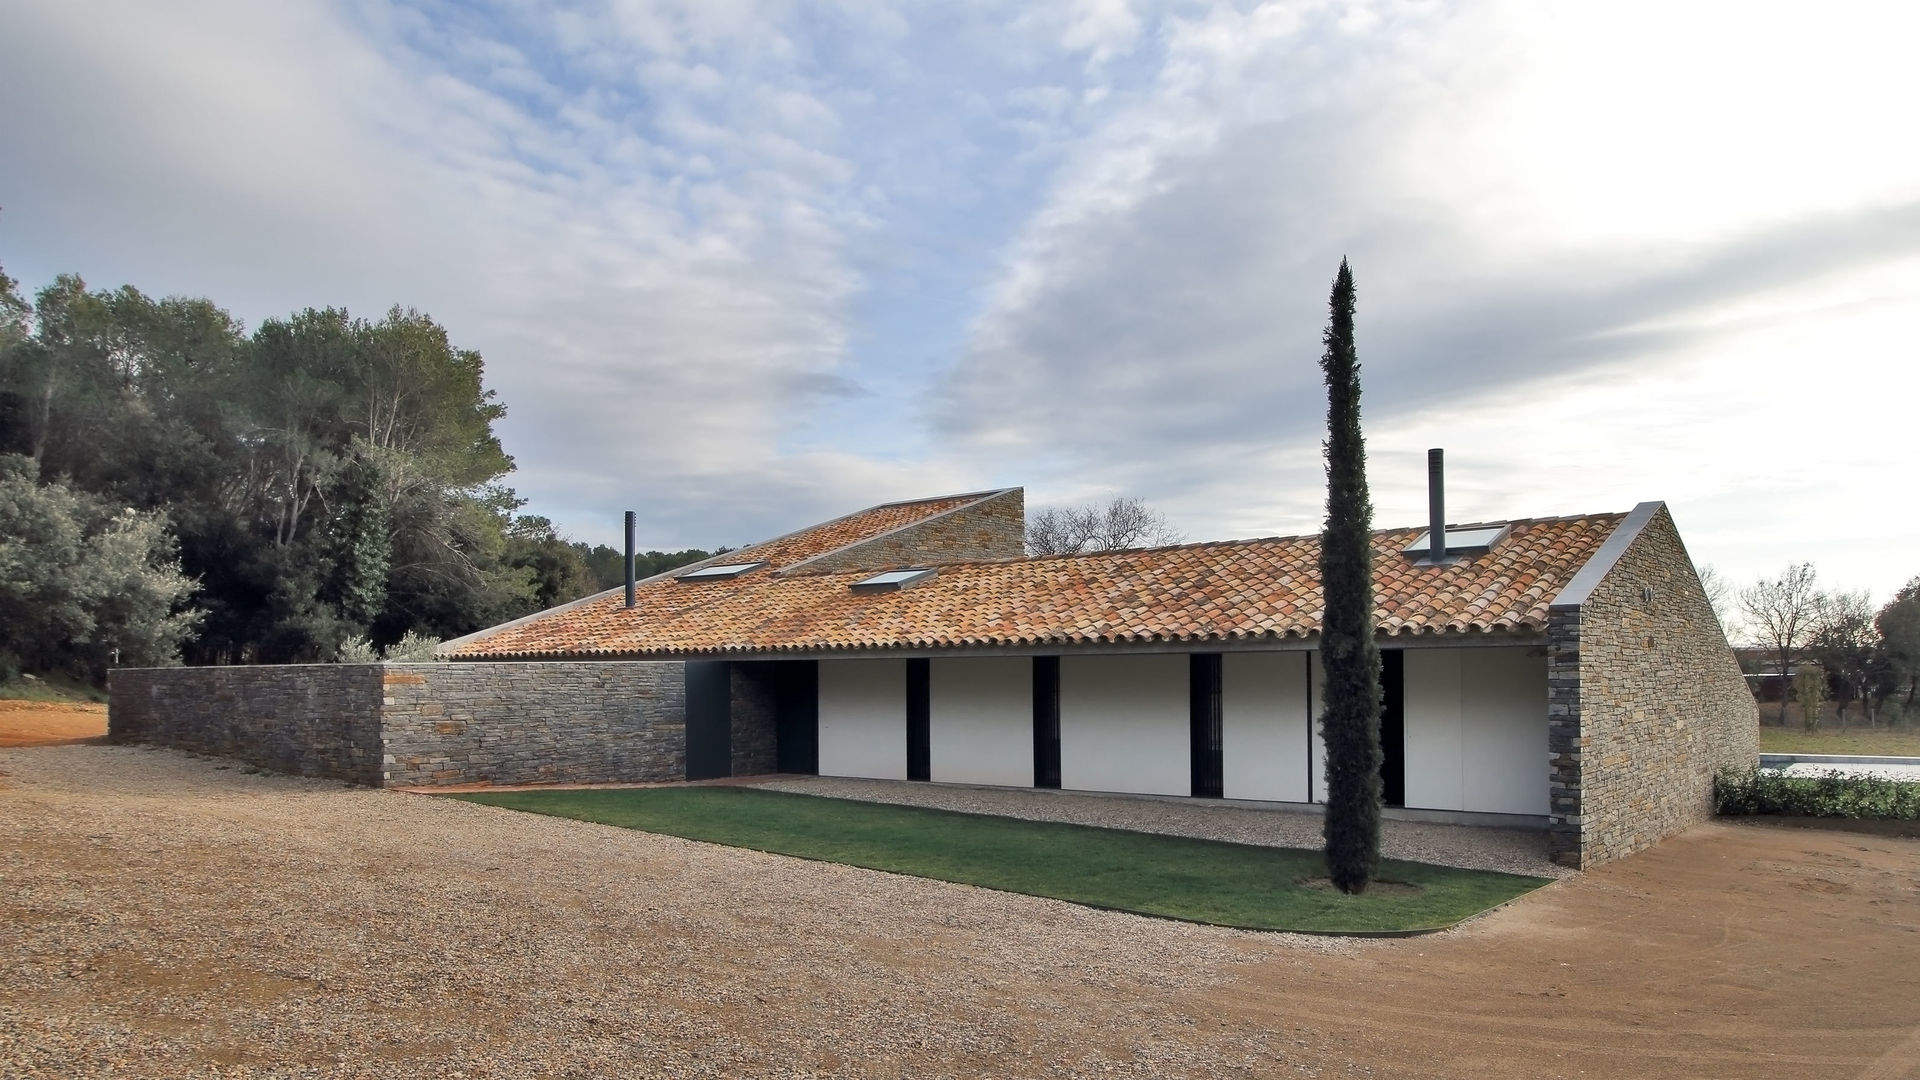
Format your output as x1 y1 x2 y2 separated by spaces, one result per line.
1759 727 1920 757
452 787 1550 934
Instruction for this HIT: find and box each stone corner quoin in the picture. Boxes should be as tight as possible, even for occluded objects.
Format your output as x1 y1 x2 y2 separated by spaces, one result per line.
1545 506 1758 869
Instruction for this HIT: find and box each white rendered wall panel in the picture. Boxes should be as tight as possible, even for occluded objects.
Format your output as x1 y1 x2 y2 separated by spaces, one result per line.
929 657 1034 787
1310 651 1329 803
1460 649 1549 815
1222 652 1311 802
817 659 906 780
1403 649 1467 811
1059 654 1189 796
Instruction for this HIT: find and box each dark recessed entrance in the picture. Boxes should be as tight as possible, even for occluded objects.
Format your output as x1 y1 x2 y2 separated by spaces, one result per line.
1381 649 1405 807
769 660 819 775
685 661 732 781
1190 653 1223 799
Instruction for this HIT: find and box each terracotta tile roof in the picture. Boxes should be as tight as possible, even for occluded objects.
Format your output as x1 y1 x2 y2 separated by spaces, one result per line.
450 509 1626 659
727 492 991 572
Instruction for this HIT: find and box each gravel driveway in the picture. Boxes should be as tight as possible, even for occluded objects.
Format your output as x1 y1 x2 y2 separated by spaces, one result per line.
6 743 1917 1079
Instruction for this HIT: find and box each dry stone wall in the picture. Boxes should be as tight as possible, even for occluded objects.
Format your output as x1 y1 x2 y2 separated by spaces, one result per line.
110 661 689 788
381 662 685 786
728 664 779 776
109 666 386 785
1547 507 1758 867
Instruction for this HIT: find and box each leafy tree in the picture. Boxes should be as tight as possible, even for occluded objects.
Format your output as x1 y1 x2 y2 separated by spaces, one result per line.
1740 564 1822 722
318 445 393 632
1877 578 1920 721
1793 661 1827 732
0 455 200 678
500 515 596 611
0 260 654 672
1808 589 1878 728
1316 259 1382 895
1024 497 1184 555
573 543 724 592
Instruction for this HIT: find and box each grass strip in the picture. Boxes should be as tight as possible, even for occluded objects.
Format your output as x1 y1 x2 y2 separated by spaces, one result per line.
452 786 1549 934
1757 727 1920 758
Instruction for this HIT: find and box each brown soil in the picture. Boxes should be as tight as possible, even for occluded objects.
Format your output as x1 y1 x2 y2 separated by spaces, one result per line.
1215 820 1920 1078
0 699 106 747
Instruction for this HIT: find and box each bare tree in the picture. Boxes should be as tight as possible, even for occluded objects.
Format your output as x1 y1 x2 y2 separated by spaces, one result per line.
1025 497 1184 556
1696 563 1739 640
1739 563 1822 720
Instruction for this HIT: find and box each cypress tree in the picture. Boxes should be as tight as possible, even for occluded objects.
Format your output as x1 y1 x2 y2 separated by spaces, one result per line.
1317 258 1383 895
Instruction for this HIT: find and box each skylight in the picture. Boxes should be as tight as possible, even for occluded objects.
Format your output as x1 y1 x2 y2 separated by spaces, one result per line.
675 561 765 582
1403 525 1510 558
851 567 937 593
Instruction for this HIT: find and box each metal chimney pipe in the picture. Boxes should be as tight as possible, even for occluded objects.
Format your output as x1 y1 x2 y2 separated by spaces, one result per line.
1427 449 1446 564
624 510 637 609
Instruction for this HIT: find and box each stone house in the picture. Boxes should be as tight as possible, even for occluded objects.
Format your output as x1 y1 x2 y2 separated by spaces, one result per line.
439 485 1758 868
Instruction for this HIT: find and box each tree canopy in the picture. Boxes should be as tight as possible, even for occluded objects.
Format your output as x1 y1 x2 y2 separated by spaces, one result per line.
0 264 613 669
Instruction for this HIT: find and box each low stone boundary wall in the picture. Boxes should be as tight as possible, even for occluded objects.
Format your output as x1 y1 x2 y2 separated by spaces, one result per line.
110 665 387 785
109 661 687 788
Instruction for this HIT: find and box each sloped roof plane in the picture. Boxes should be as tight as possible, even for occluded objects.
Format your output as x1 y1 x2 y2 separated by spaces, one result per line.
447 495 1628 660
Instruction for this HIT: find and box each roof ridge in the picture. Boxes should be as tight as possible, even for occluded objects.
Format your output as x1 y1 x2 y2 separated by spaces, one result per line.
870 488 1010 509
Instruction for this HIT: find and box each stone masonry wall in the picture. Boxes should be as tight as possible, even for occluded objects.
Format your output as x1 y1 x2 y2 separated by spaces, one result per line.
790 488 1025 575
109 661 690 788
109 665 386 785
1546 507 1758 867
728 663 779 776
380 662 686 786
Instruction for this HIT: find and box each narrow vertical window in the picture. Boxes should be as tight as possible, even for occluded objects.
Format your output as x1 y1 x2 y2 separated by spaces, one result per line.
1032 656 1061 789
906 658 930 782
1380 649 1405 807
1190 654 1223 798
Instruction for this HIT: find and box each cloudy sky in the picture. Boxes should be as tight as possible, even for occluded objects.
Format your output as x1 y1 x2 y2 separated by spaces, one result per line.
4 0 1917 619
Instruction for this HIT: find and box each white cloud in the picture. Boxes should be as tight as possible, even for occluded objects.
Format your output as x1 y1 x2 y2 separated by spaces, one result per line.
4 0 1918 602
937 0 1920 599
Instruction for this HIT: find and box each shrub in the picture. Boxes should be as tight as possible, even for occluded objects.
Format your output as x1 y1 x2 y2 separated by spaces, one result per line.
1715 767 1920 821
0 455 201 677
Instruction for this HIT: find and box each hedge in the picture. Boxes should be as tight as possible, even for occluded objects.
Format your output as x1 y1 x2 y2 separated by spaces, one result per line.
1714 768 1920 821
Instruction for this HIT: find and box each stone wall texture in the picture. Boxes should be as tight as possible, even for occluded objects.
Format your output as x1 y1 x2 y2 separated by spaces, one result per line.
789 488 1025 575
110 661 689 788
109 665 386 785
1546 507 1758 867
728 663 779 776
380 662 685 787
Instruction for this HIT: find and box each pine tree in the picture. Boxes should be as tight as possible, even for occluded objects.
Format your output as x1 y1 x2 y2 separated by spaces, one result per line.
1318 258 1383 895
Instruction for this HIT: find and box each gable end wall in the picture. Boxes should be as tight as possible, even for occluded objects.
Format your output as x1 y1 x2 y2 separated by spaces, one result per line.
1547 506 1757 867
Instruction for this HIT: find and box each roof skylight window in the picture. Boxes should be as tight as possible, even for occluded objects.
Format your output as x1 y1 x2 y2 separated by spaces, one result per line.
676 561 765 582
851 567 937 593
1404 525 1509 558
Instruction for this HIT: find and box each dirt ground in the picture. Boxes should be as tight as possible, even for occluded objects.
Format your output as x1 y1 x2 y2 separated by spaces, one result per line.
0 700 106 747
2 744 1916 1079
